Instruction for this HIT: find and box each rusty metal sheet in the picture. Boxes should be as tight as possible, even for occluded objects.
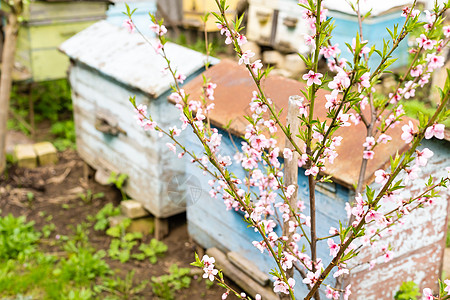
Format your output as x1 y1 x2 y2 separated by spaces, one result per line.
181 59 412 189
59 20 207 98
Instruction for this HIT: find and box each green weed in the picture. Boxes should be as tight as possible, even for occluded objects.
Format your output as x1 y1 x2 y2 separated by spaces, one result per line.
0 214 41 260
150 264 191 300
96 270 148 300
108 172 129 200
94 203 121 231
394 281 420 300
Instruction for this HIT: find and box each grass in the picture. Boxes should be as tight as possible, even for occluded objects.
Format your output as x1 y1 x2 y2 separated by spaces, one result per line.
0 205 186 300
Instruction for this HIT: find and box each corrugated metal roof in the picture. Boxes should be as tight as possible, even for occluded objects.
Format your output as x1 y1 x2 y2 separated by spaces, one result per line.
181 59 412 189
59 20 207 98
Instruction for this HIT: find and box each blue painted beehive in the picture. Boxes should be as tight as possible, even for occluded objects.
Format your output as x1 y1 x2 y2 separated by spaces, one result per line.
324 1 410 70
106 0 157 37
181 60 449 298
59 21 209 218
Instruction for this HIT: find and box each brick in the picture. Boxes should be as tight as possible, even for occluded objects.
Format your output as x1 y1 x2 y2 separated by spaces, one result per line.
120 199 149 219
14 144 37 168
33 142 58 166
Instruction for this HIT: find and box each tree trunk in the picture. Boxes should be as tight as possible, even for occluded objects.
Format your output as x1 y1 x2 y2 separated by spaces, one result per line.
0 10 20 173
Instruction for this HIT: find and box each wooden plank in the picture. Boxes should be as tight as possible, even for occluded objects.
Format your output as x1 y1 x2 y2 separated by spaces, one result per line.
25 1 107 23
227 251 270 286
207 247 279 300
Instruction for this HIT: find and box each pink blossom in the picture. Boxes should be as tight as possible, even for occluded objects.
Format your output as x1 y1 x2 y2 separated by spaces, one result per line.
363 136 375 149
283 148 293 161
344 285 352 300
166 143 176 153
202 265 218 281
143 120 157 131
176 73 186 84
327 238 340 258
384 250 394 262
351 38 370 56
303 71 323 86
302 270 321 287
401 121 416 143
365 210 383 223
326 285 340 299
304 34 316 48
237 34 247 46
239 50 255 65
377 134 392 144
153 41 163 54
221 292 229 299
320 44 341 59
363 150 374 160
305 165 319 177
250 60 263 73
416 148 434 166
426 53 445 70
444 25 450 38
410 65 423 77
444 279 450 293
149 23 167 36
419 73 431 87
422 288 434 300
359 72 371 88
425 123 445 140
328 70 350 91
416 34 436 50
217 23 228 35
123 19 135 33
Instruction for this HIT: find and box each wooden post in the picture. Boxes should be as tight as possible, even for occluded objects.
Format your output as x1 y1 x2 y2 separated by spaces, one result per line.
0 0 22 173
280 96 301 299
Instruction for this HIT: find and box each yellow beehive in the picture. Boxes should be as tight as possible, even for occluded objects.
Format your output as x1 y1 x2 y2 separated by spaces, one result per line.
183 0 240 31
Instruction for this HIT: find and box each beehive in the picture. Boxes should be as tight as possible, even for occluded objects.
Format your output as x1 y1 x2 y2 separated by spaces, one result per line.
246 0 310 53
106 0 157 37
324 0 410 70
60 21 209 218
14 0 108 82
182 0 240 31
181 59 449 298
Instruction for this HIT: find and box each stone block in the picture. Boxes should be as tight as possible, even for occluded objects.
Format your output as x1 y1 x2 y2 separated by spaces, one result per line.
270 68 291 78
120 199 149 219
14 144 37 168
109 215 127 228
128 217 155 235
240 41 262 61
262 50 284 68
33 142 58 166
282 53 306 78
95 168 112 186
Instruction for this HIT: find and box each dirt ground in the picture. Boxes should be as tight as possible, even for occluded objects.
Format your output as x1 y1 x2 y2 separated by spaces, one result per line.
0 146 240 299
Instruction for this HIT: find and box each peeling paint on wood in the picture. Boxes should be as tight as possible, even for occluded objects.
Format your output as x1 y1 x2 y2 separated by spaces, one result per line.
62 21 208 218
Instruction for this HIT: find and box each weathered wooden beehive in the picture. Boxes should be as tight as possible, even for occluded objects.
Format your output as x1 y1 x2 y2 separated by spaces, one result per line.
182 0 239 31
181 60 449 298
106 0 157 37
323 0 410 70
59 21 209 219
246 0 310 53
13 0 108 81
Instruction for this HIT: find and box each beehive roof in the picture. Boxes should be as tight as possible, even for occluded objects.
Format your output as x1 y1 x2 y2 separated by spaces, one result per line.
59 20 207 98
181 59 412 189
